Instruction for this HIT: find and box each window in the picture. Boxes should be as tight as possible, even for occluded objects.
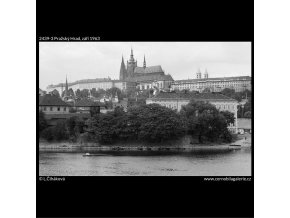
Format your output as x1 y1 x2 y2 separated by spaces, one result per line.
64 107 66 111
43 107 46 111
50 107 53 111
57 107 60 111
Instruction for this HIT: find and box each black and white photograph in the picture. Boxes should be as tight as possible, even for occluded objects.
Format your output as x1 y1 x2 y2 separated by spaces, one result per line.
7 0 290 218
34 1 255 218
39 42 252 176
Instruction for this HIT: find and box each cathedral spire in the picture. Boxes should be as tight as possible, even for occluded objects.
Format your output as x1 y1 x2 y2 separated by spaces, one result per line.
119 55 127 80
143 55 146 68
65 75 68 96
129 47 134 62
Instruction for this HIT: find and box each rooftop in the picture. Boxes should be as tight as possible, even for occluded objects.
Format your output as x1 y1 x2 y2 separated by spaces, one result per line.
39 94 69 106
134 65 164 74
75 99 105 107
125 74 174 83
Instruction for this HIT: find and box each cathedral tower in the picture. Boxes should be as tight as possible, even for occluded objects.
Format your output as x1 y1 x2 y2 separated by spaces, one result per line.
126 48 137 77
119 55 127 80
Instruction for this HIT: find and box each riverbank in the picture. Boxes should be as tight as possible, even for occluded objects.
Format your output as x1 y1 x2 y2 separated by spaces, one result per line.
39 133 251 152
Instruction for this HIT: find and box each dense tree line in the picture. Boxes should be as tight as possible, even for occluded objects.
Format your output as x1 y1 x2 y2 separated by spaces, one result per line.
39 101 235 144
85 104 186 144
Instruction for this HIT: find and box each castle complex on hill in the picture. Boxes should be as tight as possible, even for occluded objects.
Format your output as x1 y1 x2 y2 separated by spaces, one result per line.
46 48 251 95
46 48 174 94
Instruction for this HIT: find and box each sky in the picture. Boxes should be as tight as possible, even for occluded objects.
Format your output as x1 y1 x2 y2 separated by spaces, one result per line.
39 42 251 90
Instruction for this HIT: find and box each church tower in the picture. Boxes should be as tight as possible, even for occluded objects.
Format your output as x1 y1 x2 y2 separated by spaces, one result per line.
126 48 137 78
196 68 202 79
143 55 146 69
119 55 127 80
65 75 69 96
204 68 209 79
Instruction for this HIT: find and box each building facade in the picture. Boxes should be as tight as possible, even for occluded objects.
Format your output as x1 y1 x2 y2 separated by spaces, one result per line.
146 92 239 133
47 78 136 94
172 70 251 93
39 94 70 114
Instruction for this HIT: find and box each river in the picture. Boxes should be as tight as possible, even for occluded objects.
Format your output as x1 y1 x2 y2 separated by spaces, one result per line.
39 147 251 176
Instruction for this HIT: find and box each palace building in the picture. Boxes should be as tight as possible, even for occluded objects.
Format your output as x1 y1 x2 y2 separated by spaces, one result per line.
146 91 239 133
171 69 251 93
47 77 137 95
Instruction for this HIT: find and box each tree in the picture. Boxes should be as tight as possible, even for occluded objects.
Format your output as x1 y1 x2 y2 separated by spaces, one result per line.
51 89 60 98
80 89 89 98
243 99 252 114
202 87 211 93
106 87 122 98
220 111 235 126
75 89 81 98
85 104 186 144
68 88 75 97
90 88 99 98
86 113 116 144
41 127 54 141
66 116 84 136
39 111 47 133
52 120 69 141
90 106 100 117
105 101 113 109
128 104 186 142
66 116 85 141
244 111 251 118
180 100 232 143
221 88 236 99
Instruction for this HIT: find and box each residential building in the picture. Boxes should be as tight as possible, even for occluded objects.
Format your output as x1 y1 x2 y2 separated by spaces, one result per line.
39 94 70 114
74 99 105 114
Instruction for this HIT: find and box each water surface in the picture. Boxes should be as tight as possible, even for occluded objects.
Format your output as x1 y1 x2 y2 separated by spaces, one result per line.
39 148 251 176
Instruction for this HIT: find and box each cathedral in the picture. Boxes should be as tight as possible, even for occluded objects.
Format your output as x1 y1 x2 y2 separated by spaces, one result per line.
119 49 174 90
